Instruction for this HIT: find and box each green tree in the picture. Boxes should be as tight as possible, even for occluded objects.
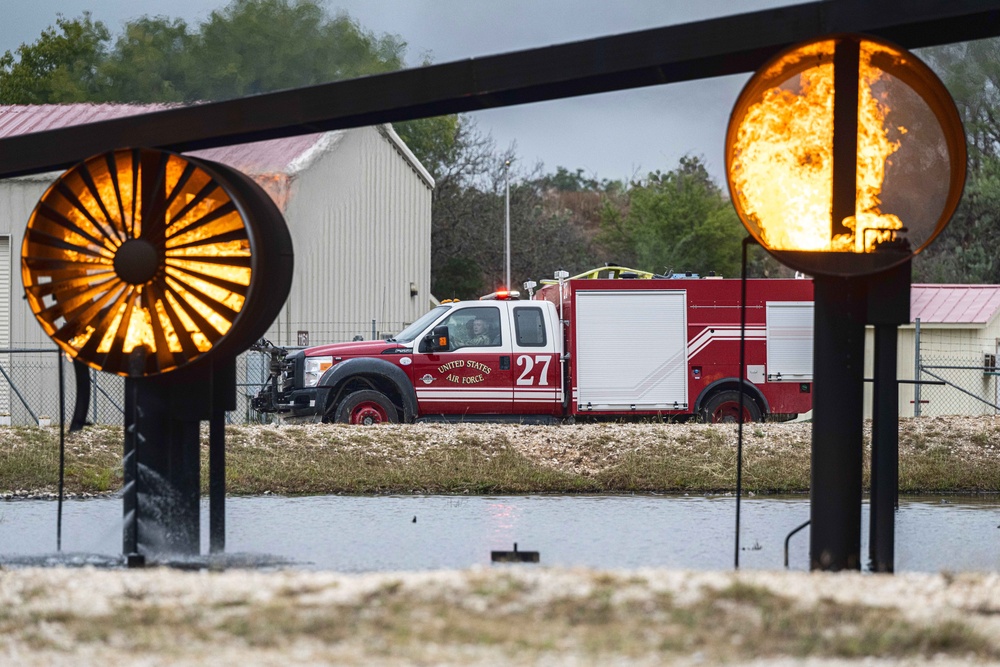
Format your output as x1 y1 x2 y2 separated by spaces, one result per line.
394 115 460 182
537 166 599 192
428 122 507 299
427 123 601 299
597 156 748 278
922 38 1000 169
914 154 1000 283
184 0 405 101
2 1 408 105
0 13 110 103
100 17 194 103
913 38 1000 282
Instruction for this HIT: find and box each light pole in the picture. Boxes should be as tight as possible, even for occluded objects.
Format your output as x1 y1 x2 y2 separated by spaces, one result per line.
504 159 511 289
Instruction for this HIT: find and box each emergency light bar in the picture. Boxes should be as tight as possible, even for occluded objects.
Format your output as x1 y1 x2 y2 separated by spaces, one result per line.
480 288 520 300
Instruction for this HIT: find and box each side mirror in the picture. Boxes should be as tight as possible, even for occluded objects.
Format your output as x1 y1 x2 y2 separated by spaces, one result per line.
424 325 450 352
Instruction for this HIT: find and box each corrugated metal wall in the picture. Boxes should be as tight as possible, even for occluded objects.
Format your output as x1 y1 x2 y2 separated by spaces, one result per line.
273 125 432 346
0 174 54 348
0 234 10 415
0 175 63 423
864 321 1000 419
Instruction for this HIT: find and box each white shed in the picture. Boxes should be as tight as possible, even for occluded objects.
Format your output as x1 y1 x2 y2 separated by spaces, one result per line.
864 284 1000 418
0 104 433 423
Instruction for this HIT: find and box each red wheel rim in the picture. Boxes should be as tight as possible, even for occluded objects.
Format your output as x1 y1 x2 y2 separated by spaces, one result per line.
350 402 389 425
712 401 753 423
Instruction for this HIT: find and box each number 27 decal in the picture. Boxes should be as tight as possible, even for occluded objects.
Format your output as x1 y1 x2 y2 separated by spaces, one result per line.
516 355 551 385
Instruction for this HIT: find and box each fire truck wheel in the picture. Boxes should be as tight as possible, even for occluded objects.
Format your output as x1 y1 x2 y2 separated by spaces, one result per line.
334 390 399 425
702 390 762 423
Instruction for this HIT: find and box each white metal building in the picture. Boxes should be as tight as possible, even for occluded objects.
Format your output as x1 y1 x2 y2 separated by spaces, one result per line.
864 284 1000 418
0 104 433 422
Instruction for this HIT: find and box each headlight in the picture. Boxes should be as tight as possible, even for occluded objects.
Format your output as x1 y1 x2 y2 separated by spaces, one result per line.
303 356 334 387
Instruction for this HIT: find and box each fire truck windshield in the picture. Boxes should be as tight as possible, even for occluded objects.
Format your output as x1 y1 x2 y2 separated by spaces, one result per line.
389 305 451 343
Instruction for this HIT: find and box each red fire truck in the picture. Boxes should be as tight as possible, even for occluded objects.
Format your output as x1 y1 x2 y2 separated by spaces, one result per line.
252 267 814 424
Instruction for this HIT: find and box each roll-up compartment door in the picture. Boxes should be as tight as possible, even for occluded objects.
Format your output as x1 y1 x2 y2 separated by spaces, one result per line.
575 290 687 410
766 301 813 381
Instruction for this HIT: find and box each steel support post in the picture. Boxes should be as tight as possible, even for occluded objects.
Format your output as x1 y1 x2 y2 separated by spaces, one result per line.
809 36 866 571
209 359 236 554
209 411 225 554
867 259 910 573
70 359 91 432
123 376 139 556
122 357 236 558
831 39 860 238
869 323 899 572
810 275 867 570
126 376 202 556
914 318 923 417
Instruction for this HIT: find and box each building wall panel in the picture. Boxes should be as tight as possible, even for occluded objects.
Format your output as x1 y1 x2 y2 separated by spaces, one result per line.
270 125 431 346
865 321 1000 419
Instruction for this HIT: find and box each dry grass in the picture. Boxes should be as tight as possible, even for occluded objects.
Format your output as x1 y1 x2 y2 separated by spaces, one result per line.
1 416 998 496
1 567 999 666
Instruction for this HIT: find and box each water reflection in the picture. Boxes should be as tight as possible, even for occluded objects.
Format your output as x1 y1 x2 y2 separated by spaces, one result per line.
0 495 997 572
486 499 522 548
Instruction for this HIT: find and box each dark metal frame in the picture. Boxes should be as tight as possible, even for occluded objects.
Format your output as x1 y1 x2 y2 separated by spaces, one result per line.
1 0 999 178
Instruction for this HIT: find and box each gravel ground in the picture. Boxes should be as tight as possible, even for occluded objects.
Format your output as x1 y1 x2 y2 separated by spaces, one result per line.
2 566 1000 666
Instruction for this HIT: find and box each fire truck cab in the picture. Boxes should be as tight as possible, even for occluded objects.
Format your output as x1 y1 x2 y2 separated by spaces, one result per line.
252 294 564 424
252 269 814 424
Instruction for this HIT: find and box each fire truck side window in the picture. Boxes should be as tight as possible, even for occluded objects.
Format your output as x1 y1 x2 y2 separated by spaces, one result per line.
513 307 546 347
441 307 502 350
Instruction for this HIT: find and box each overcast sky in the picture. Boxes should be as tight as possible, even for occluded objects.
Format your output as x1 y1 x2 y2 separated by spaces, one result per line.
1 0 803 184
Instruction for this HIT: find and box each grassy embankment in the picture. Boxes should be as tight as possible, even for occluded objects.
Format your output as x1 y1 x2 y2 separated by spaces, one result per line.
2 416 998 496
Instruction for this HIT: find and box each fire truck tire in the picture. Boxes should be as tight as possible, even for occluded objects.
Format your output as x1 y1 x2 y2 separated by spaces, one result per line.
334 390 399 425
701 390 762 423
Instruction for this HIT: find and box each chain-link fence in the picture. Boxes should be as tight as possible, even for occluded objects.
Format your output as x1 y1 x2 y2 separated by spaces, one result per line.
272 321 409 348
237 348 279 425
0 321 411 427
915 322 1000 417
0 348 124 427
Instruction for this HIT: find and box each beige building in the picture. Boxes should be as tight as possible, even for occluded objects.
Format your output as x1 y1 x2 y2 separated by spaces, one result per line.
864 284 1000 418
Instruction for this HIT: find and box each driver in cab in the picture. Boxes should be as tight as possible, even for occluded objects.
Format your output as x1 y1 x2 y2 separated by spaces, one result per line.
457 317 492 348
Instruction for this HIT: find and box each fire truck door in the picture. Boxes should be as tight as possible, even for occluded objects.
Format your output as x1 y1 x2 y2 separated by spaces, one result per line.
411 304 514 414
509 304 561 415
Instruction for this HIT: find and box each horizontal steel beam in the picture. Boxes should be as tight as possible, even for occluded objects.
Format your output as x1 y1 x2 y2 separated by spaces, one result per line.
1 0 999 178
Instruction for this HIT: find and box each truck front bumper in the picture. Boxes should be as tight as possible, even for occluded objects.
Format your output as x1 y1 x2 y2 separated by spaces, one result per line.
252 386 329 418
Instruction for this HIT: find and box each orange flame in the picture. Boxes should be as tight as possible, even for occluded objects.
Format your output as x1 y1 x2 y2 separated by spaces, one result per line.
731 40 904 253
23 150 254 373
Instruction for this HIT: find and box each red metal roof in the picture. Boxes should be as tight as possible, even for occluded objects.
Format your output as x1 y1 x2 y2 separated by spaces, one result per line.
911 284 1000 325
0 104 328 175
0 103 167 137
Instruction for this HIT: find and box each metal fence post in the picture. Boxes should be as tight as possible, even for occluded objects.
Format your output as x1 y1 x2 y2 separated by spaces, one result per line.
914 318 921 417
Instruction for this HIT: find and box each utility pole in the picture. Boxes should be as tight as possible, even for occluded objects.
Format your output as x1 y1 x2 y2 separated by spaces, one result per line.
504 159 511 289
